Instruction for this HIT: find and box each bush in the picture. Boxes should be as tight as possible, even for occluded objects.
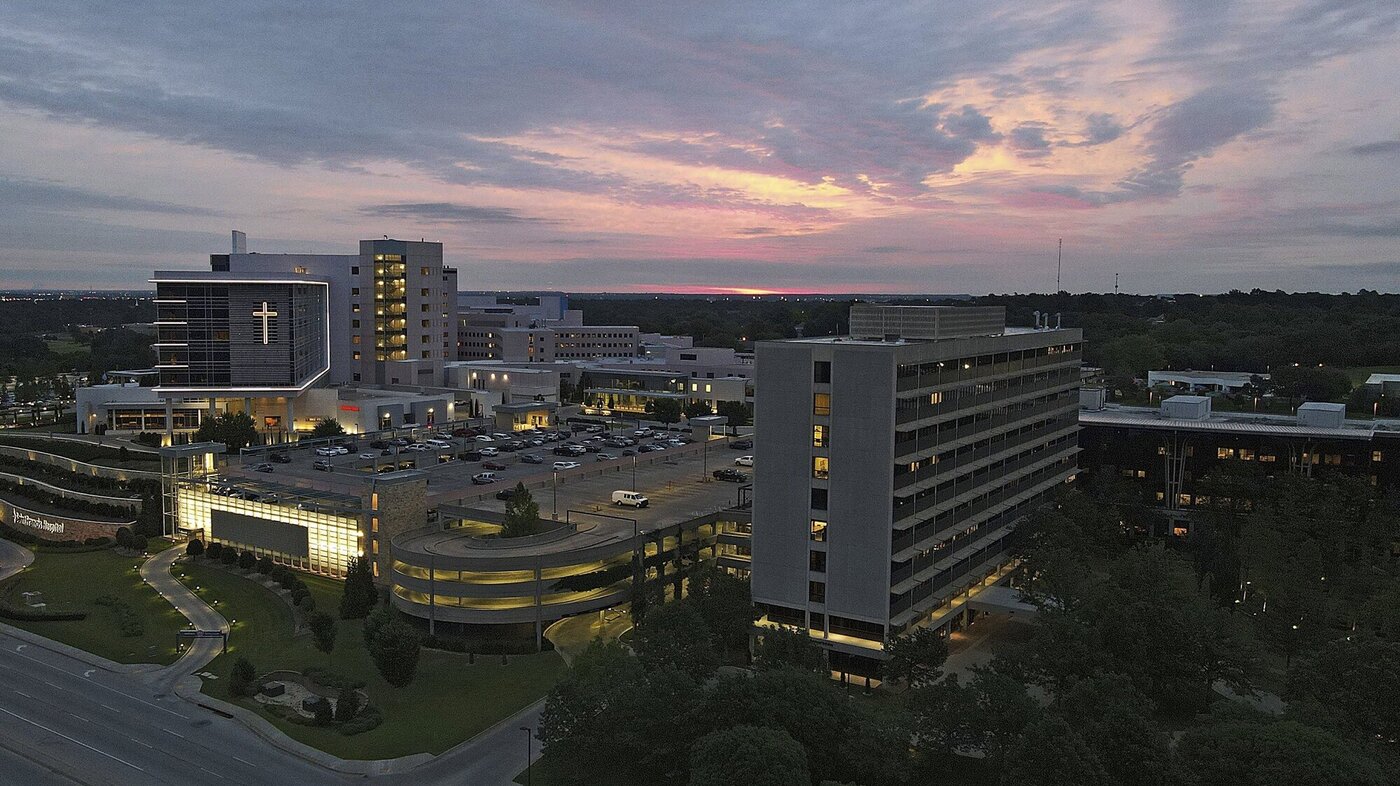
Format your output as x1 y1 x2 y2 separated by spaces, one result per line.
297 593 316 614
220 548 238 566
229 656 256 697
270 565 290 584
338 705 383 736
93 594 144 637
308 611 338 654
185 539 205 557
0 603 87 621
334 685 360 722
256 556 274 575
311 697 334 726
134 432 162 448
206 542 223 560
238 551 256 571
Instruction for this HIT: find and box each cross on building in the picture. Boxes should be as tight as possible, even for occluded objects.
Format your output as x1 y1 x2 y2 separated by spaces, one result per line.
253 301 278 344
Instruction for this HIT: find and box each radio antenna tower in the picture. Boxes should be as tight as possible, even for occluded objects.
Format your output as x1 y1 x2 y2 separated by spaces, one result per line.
1055 238 1062 292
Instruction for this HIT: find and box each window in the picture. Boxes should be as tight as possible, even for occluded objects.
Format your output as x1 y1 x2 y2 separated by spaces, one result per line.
420 288 429 296
1374 451 1384 462
352 304 361 313
809 551 827 573
1260 454 1277 463
1239 448 1255 461
812 424 827 448
812 456 829 479
929 391 942 405
352 335 361 345
351 266 359 275
810 520 827 542
808 581 826 603
420 266 429 276
813 361 831 383
810 488 828 510
421 319 430 328
352 320 360 329
813 393 831 416
1217 447 1235 459
352 287 360 296
421 304 429 312
352 352 361 360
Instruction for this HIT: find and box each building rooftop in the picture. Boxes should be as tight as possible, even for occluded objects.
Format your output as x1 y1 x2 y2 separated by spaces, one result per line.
1080 403 1397 440
1364 373 1400 386
1148 370 1264 382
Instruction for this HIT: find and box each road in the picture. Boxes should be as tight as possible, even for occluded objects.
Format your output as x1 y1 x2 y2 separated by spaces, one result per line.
0 628 352 785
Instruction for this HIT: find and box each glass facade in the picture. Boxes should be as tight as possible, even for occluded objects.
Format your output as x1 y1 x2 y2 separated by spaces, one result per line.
176 484 362 576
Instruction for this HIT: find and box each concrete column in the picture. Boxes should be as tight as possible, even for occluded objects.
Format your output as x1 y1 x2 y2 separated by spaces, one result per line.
285 398 296 440
164 399 174 442
534 558 544 652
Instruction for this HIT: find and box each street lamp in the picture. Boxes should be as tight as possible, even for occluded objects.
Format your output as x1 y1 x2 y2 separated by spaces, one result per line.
520 726 533 786
631 454 637 491
552 471 558 519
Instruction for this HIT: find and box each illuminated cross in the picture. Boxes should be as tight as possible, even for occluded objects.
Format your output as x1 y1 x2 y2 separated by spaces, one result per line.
253 301 278 345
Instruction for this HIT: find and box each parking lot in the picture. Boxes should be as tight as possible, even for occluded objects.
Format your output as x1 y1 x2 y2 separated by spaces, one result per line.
221 426 755 516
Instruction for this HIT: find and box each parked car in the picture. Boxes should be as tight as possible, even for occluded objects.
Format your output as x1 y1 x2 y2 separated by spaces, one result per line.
314 446 340 457
471 472 498 485
377 465 397 473
638 443 665 453
729 439 753 450
633 428 653 437
479 447 499 457
389 437 410 447
552 445 575 456
612 490 649 508
332 445 350 455
483 460 507 471
359 452 378 459
251 463 274 473
491 433 511 441
553 461 581 471
583 443 603 453
495 488 516 501
474 434 494 442
596 453 618 461
734 455 754 466
521 453 544 464
713 468 748 482
460 450 483 462
369 440 389 450
313 459 333 471
621 448 637 456
424 439 452 449
268 453 292 464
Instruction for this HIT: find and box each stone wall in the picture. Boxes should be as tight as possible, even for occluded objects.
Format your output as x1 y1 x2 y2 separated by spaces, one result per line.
0 497 130 541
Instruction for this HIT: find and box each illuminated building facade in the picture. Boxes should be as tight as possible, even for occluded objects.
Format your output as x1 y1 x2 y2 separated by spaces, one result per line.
749 305 1082 676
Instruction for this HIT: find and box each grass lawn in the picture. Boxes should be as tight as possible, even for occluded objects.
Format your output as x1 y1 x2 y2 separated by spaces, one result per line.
178 561 567 759
0 547 183 664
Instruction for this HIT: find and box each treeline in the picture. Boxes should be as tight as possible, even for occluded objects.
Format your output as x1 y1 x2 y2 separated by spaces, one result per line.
577 291 1400 379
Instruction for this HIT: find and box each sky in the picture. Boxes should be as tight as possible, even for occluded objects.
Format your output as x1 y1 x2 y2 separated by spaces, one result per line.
0 1 1397 294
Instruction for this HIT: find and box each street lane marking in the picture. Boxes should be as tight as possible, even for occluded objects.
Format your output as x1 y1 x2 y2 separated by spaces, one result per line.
13 690 32 699
100 704 119 713
232 755 255 766
163 728 186 740
0 705 145 773
83 670 95 678
0 645 189 720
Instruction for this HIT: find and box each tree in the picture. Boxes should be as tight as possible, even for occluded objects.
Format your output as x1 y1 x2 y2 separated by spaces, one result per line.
689 725 809 786
502 482 540 538
1053 674 1178 786
308 418 345 439
340 555 377 619
683 401 713 420
753 626 825 673
686 567 754 661
1285 637 1400 745
1177 712 1386 786
334 685 359 723
884 627 948 688
637 602 719 681
193 411 259 453
1000 716 1110 786
229 656 256 697
652 397 682 425
237 550 256 571
308 611 338 655
367 613 422 687
1269 365 1352 403
185 539 204 557
715 400 752 429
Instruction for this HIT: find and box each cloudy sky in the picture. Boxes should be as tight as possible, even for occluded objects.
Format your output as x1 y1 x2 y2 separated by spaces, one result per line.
1 1 1397 293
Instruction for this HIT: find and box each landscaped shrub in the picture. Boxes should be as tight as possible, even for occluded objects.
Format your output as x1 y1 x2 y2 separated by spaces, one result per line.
297 593 316 614
311 697 334 726
256 556 274 575
237 551 256 571
338 705 383 736
270 565 291 584
334 685 360 722
0 602 87 622
93 594 144 637
205 541 223 560
220 547 239 566
185 539 205 557
229 656 256 697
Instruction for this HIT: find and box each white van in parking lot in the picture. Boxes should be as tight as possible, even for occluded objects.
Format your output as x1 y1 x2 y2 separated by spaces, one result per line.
612 490 649 508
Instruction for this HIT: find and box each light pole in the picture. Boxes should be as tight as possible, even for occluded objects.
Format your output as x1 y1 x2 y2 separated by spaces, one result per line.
520 726 533 785
631 454 637 491
552 471 558 519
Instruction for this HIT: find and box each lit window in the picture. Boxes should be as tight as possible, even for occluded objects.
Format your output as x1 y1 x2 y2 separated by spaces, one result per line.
1374 451 1384 462
813 393 831 416
929 391 942 405
812 425 827 448
812 456 829 479
1217 448 1235 459
810 520 827 541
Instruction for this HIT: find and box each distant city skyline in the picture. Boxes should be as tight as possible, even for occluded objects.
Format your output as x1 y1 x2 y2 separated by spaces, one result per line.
0 2 1397 293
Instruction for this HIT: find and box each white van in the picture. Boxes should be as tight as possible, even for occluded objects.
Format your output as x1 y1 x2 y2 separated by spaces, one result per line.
612 490 649 508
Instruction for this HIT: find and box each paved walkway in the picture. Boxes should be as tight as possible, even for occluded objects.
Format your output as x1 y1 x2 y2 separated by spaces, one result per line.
0 538 35 582
140 546 228 691
545 608 633 665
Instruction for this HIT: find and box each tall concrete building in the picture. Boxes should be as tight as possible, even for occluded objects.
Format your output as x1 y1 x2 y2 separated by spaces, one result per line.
352 239 457 386
750 304 1082 676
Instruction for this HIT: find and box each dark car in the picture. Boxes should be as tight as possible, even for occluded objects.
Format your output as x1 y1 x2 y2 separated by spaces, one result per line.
268 453 292 464
729 439 753 450
460 450 483 462
483 460 507 471
621 448 637 456
251 462 274 473
521 453 544 464
583 443 603 453
495 488 517 501
553 445 575 456
369 440 389 450
638 443 664 453
713 468 748 482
